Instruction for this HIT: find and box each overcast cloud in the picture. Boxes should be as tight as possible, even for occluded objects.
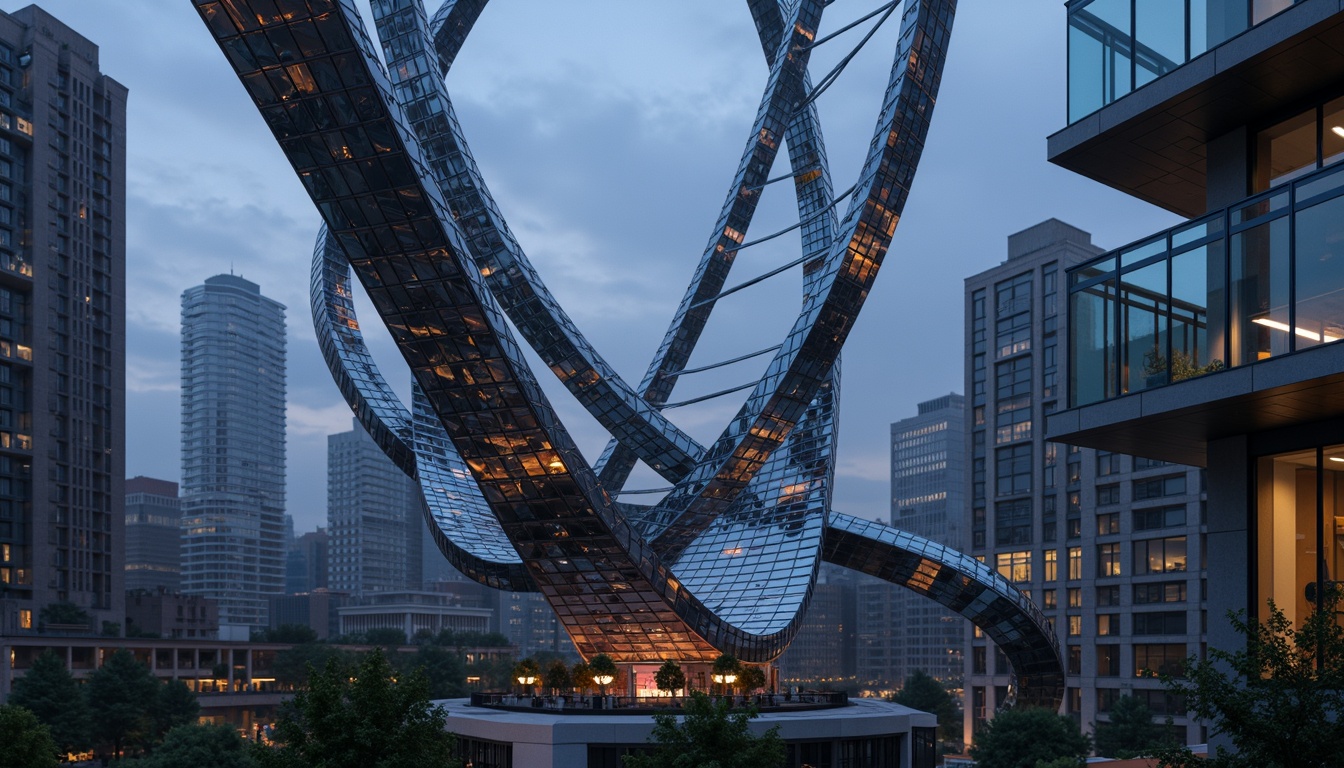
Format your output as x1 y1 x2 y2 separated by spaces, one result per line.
16 0 1180 533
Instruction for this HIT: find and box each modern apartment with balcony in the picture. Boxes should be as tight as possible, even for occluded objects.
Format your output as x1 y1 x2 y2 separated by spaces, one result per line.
1048 0 1344 742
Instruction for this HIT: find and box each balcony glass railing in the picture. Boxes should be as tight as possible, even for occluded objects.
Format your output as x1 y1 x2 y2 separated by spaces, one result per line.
1068 160 1344 407
1068 0 1301 124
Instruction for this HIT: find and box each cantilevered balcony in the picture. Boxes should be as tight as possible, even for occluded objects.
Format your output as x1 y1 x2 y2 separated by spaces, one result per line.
1052 0 1344 216
1048 160 1344 464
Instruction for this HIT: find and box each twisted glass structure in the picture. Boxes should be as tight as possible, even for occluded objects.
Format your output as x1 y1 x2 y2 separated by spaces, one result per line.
195 0 1064 708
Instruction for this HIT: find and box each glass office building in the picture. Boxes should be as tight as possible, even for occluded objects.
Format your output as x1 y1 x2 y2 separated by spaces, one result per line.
180 274 286 634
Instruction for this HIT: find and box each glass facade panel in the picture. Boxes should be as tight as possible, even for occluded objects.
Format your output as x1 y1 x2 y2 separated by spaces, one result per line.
1170 241 1224 378
1231 217 1290 365
1256 447 1344 630
1134 0 1185 88
1068 0 1301 123
1071 281 1116 406
1292 194 1344 350
1120 261 1169 394
1068 0 1132 123
1256 109 1316 190
1323 97 1344 168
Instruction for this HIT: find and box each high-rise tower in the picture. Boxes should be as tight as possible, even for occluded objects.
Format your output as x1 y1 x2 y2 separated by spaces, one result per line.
180 274 285 635
0 6 126 634
964 221 1207 744
326 419 422 596
857 393 967 692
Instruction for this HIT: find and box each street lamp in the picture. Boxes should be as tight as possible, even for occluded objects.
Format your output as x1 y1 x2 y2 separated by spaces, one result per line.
592 672 614 692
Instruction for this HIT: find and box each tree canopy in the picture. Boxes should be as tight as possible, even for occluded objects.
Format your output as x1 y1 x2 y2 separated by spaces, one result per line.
890 670 960 746
1093 695 1168 759
0 705 60 768
968 707 1090 768
653 660 685 697
1157 596 1344 768
7 649 91 753
131 724 256 768
86 648 160 759
256 648 459 768
38 600 92 630
152 679 201 742
622 691 785 768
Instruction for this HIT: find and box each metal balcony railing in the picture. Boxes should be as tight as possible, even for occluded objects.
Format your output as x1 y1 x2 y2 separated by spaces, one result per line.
1068 159 1344 406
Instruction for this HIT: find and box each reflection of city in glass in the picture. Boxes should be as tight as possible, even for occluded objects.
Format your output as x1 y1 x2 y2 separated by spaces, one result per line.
193 0 1062 706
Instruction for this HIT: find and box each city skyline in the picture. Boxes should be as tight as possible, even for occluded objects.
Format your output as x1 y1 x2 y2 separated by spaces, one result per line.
22 1 1179 533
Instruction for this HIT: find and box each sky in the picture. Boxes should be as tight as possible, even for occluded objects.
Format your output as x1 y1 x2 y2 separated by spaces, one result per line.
12 0 1181 534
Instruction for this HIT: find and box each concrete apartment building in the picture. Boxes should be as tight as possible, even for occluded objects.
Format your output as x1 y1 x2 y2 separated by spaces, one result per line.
964 221 1207 743
0 6 127 634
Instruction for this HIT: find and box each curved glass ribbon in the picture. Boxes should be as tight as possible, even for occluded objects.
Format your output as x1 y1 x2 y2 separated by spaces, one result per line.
822 514 1065 709
196 0 1066 708
311 228 531 589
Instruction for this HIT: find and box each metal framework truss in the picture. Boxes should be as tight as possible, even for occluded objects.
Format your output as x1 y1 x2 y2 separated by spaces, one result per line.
194 0 1063 709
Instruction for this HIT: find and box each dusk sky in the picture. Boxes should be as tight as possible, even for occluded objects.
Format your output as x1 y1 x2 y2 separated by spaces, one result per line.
17 0 1180 534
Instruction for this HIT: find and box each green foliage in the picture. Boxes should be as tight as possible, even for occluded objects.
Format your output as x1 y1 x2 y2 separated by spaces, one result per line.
570 661 592 693
152 679 201 741
711 653 741 677
737 666 766 694
424 628 510 648
622 691 784 768
543 660 572 694
38 600 92 630
0 705 59 768
512 657 540 690
890 670 960 746
255 649 459 768
361 627 409 647
403 644 468 699
1092 695 1168 759
968 707 1090 768
274 643 348 689
653 660 686 696
589 654 618 694
87 649 160 759
131 724 256 768
7 650 91 752
1157 597 1344 768
257 624 320 644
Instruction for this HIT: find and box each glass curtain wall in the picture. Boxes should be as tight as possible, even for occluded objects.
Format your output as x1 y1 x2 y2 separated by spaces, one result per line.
1256 446 1344 632
1068 0 1302 123
1068 160 1344 407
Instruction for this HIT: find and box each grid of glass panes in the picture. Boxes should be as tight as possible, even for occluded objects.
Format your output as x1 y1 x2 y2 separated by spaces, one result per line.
1069 157 1344 406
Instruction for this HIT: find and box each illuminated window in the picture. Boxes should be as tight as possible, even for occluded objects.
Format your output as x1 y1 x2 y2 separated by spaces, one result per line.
1067 547 1082 580
1067 588 1082 608
1067 614 1081 636
1134 536 1187 575
1098 542 1122 577
995 551 1032 583
1044 549 1058 582
1097 613 1120 636
18 609 30 629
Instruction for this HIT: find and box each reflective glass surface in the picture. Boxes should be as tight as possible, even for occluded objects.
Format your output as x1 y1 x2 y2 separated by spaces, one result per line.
197 0 1062 707
1068 160 1344 406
